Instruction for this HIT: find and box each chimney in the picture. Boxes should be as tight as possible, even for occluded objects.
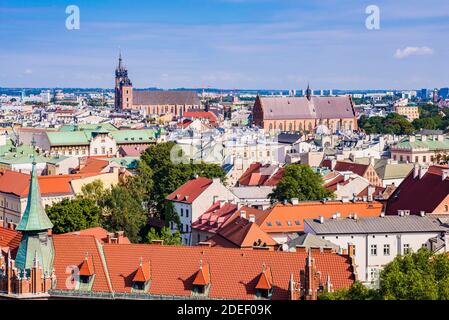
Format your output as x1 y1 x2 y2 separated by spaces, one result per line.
291 198 299 205
369 156 375 166
151 240 164 245
442 169 449 181
240 210 246 219
380 212 385 218
353 213 358 220
347 243 355 258
419 166 428 179
420 211 426 217
249 214 256 223
319 216 324 224
421 135 427 142
413 164 419 179
409 136 416 142
397 210 404 217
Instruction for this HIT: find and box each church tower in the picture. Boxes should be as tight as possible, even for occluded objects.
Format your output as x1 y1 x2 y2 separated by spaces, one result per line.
15 158 54 275
114 52 133 110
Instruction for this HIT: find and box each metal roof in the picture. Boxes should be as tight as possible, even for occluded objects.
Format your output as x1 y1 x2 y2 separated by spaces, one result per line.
305 215 448 235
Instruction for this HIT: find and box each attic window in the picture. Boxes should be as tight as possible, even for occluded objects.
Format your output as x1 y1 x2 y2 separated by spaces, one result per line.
266 222 272 227
287 221 292 226
295 220 301 225
275 220 282 226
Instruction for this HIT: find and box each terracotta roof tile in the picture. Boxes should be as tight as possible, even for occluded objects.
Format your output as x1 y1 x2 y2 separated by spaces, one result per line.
52 235 113 293
166 177 213 204
102 244 354 299
386 165 449 215
0 170 102 197
259 201 384 233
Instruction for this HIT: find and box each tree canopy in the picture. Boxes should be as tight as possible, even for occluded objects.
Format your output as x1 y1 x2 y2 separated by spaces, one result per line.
46 197 101 234
319 248 449 300
147 226 182 245
358 113 415 135
269 164 334 202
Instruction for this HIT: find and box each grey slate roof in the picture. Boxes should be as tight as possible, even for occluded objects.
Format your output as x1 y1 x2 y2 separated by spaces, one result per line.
305 215 448 235
133 90 201 106
277 133 302 144
259 96 355 120
286 233 340 251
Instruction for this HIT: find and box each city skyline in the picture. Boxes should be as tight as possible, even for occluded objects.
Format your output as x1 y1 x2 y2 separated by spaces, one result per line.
1 0 449 89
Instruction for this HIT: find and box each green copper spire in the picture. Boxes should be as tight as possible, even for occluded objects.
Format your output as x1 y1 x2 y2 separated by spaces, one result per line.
15 156 54 273
16 160 53 231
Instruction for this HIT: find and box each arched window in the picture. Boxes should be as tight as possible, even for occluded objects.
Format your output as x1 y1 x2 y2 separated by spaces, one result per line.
288 123 293 132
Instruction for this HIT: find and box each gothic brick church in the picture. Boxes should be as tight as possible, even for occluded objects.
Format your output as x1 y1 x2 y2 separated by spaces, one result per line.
114 53 202 116
252 85 358 134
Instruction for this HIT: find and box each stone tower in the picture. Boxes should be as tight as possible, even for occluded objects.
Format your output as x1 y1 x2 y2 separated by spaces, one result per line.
114 52 133 110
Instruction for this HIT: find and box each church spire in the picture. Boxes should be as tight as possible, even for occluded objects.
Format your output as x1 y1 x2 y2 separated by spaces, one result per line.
306 83 312 101
15 152 54 274
16 159 53 232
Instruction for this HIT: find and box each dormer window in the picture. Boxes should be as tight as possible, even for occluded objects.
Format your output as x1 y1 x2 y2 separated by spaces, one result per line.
131 259 151 293
255 265 273 300
77 255 95 291
191 262 211 297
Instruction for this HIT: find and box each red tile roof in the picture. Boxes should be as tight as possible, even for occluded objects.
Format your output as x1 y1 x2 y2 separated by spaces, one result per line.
183 111 218 123
52 234 113 293
118 145 147 157
78 157 110 174
333 161 369 177
132 260 151 282
238 163 284 187
192 202 238 233
258 201 384 233
0 170 101 197
101 244 354 299
255 267 273 290
166 177 213 204
386 165 449 215
0 227 21 257
64 227 131 244
192 263 210 286
79 256 95 276
213 216 277 248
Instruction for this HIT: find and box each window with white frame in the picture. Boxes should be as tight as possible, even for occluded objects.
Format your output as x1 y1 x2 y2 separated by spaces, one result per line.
370 244 377 256
383 244 390 256
403 244 411 254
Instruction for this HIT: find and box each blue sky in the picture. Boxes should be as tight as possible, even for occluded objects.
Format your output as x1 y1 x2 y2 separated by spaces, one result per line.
0 0 448 89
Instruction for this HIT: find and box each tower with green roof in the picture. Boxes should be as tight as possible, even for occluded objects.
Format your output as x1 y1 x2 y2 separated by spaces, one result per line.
15 158 54 275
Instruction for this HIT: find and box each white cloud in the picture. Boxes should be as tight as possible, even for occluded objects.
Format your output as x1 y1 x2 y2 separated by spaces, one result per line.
394 46 434 59
23 69 33 75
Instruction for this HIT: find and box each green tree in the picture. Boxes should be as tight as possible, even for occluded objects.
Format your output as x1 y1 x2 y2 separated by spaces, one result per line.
147 226 181 245
46 198 101 234
378 247 448 300
269 164 334 202
139 142 225 221
319 281 377 300
81 179 105 201
101 184 148 243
